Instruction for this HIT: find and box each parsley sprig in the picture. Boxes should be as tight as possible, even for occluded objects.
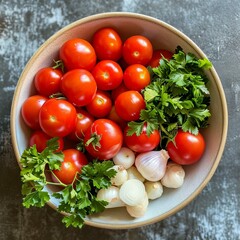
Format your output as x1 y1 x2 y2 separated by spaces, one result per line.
127 47 212 145
20 138 116 228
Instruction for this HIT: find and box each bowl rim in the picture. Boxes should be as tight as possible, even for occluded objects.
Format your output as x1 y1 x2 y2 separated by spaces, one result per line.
11 11 228 229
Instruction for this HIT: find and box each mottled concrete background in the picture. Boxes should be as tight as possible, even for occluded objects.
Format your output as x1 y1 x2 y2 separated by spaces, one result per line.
0 0 239 239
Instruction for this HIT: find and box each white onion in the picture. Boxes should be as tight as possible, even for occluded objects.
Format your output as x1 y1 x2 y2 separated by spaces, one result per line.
110 165 128 186
144 181 163 200
113 147 135 169
127 166 145 182
135 150 169 181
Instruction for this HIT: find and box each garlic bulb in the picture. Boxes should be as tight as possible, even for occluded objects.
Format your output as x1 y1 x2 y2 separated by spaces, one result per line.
127 166 145 182
110 165 128 186
161 162 185 188
126 193 149 218
113 147 135 169
144 181 163 200
135 150 169 181
119 179 146 206
97 186 125 208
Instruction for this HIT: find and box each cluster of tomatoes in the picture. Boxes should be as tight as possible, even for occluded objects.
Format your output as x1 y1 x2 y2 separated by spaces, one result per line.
21 27 195 184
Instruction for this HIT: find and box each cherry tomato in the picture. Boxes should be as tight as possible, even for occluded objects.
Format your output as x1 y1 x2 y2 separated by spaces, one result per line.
59 38 96 71
52 149 88 185
70 108 95 140
61 69 97 107
92 27 122 61
124 123 161 153
91 60 123 91
115 91 146 121
123 64 150 91
39 98 77 137
34 67 62 97
148 49 173 68
167 130 206 165
29 130 64 152
86 90 112 118
21 95 48 129
84 119 123 160
122 35 153 66
108 106 127 130
111 82 128 102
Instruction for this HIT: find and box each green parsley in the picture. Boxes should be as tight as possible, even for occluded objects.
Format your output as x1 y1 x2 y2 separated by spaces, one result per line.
127 47 212 145
20 138 116 228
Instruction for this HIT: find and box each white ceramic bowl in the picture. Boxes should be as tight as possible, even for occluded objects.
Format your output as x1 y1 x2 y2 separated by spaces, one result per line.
11 12 228 229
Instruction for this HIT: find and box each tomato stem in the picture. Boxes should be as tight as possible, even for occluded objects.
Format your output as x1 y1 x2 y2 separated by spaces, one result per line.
85 133 102 151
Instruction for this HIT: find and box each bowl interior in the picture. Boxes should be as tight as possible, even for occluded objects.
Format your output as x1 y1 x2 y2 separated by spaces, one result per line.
11 12 228 229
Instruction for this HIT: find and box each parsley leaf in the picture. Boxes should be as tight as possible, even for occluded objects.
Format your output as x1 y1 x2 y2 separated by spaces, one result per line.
127 48 212 145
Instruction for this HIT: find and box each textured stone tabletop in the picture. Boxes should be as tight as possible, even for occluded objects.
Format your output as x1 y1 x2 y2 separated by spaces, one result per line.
0 0 239 239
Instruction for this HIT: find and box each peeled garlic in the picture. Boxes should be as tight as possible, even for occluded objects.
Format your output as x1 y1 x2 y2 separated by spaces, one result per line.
119 179 146 206
135 150 169 181
127 166 145 182
97 186 125 208
144 181 163 200
126 193 149 218
110 165 128 186
113 147 135 169
161 162 185 188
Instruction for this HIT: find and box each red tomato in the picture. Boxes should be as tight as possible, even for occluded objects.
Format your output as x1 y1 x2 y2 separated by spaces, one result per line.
39 98 77 137
124 123 161 153
61 69 97 107
59 38 96 71
70 108 95 140
21 95 48 129
92 27 122 61
167 130 206 165
122 35 153 66
148 49 173 68
34 67 62 97
86 90 112 118
123 64 150 91
115 91 146 121
84 119 123 160
111 82 128 102
29 130 64 152
108 106 127 130
52 149 88 185
91 60 123 91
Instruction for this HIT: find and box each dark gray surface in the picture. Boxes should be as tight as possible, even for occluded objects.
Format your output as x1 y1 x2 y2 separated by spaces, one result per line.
0 0 239 239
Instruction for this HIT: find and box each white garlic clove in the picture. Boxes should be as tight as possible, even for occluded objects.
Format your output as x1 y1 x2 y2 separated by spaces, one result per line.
127 166 145 182
97 186 125 208
144 181 163 200
135 150 169 181
161 162 185 188
126 193 149 218
110 165 128 186
119 179 146 206
113 147 135 169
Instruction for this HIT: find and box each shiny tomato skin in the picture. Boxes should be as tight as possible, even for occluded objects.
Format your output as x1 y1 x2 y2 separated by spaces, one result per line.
115 91 146 121
111 82 128 102
84 119 123 160
39 98 77 137
123 64 150 91
92 28 122 61
91 60 123 91
124 124 161 153
29 130 64 152
59 38 96 71
21 95 48 130
122 35 153 66
71 108 95 140
86 90 112 118
52 149 88 185
167 130 206 165
34 67 63 97
108 106 127 130
61 69 97 107
148 49 173 68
